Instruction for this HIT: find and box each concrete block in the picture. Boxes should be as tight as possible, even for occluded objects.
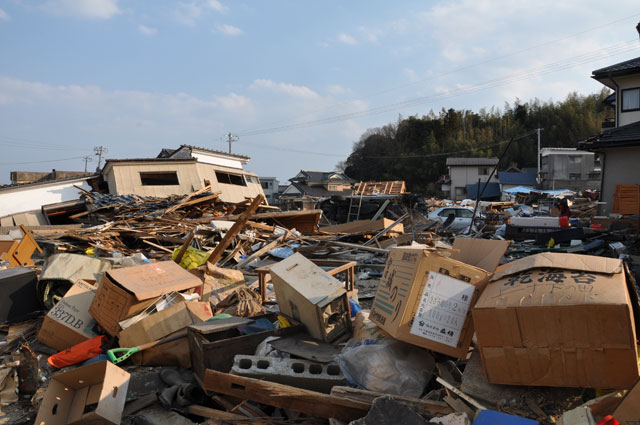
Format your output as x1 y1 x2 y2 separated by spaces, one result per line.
432 412 471 425
231 354 346 393
559 407 596 425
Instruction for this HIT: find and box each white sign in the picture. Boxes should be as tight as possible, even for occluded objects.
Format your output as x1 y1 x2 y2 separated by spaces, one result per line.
410 271 475 347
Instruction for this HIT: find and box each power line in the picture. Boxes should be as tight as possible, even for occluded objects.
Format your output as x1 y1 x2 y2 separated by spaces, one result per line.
363 129 538 159
237 39 640 137
0 156 88 166
237 13 640 136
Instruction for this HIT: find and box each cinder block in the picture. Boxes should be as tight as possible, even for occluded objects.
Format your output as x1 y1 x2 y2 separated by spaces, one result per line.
231 355 346 393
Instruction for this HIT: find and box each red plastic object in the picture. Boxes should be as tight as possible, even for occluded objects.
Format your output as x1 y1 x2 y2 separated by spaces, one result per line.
48 335 107 369
597 416 620 425
591 223 603 230
559 216 569 227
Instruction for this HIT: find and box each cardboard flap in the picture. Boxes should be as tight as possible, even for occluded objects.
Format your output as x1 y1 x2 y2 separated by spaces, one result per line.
105 261 202 301
492 253 623 281
451 238 511 273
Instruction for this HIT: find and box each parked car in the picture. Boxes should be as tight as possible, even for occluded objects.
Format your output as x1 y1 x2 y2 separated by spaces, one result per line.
428 207 479 231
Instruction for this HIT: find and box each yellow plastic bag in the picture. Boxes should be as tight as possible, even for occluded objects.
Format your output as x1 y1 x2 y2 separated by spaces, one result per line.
172 246 210 270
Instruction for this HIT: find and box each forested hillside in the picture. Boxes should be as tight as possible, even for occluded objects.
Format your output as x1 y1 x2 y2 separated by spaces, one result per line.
341 89 612 194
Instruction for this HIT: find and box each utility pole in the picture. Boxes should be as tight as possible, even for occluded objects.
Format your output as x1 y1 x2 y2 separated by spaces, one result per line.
94 146 108 170
536 128 544 184
82 156 93 172
224 133 239 154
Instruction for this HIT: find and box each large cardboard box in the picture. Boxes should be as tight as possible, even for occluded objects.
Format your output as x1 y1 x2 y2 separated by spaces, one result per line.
613 378 640 424
89 261 202 336
118 301 213 348
269 253 352 342
34 361 130 425
369 245 497 358
38 280 98 351
473 252 639 388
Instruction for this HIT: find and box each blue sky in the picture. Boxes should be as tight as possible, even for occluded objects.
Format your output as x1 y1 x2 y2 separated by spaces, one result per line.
1 1 640 185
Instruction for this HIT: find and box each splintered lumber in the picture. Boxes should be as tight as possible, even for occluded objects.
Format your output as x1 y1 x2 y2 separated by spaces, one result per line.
185 405 261 424
198 209 322 233
330 386 453 417
163 192 221 215
234 234 285 269
320 217 404 235
207 195 264 265
202 369 369 422
363 213 409 246
301 237 389 253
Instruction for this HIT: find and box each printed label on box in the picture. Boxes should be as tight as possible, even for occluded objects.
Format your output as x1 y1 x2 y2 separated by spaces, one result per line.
409 271 475 347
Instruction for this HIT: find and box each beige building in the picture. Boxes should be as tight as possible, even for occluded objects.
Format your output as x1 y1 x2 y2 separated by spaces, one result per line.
102 145 265 203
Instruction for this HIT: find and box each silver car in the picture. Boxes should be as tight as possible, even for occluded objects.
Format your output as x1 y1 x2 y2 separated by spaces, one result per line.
428 207 477 231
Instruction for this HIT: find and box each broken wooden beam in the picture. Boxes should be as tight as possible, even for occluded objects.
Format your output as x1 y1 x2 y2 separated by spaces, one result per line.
202 369 369 422
207 195 264 265
330 386 453 417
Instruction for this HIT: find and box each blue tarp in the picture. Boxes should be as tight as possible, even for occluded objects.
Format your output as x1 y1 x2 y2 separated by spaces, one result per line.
498 171 537 186
466 182 502 199
503 186 574 196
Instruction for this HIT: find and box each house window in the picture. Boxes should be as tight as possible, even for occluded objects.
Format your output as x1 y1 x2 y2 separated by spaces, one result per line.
569 173 581 180
246 176 259 184
622 88 640 111
261 181 270 189
455 187 466 196
479 167 489 175
139 171 179 186
568 155 582 164
215 171 246 186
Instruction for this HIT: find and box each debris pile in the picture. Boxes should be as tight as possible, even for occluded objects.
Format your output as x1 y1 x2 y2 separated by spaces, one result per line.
0 189 639 425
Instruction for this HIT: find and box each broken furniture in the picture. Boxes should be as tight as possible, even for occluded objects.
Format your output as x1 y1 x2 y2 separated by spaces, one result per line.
0 225 42 268
269 253 353 342
256 258 357 302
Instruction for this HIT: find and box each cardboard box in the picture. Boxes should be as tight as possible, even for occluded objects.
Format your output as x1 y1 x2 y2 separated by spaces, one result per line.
369 245 497 358
38 280 99 351
269 253 352 342
613 378 640 424
89 261 202 336
118 301 213 348
34 361 130 425
473 252 639 388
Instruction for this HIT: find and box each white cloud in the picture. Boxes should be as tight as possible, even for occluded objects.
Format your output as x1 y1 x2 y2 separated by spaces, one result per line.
176 0 227 26
327 84 350 96
216 23 243 36
207 0 227 13
250 79 318 99
43 0 121 19
0 8 9 20
138 25 157 36
337 33 357 46
403 68 420 83
357 26 379 43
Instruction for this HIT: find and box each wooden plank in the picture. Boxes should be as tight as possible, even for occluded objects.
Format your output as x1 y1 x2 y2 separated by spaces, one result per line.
207 195 264 265
363 213 409 246
234 234 285 269
202 369 369 422
330 386 453 417
185 405 260 423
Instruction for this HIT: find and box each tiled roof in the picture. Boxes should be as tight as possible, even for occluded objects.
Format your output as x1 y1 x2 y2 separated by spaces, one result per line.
592 57 640 79
579 120 640 150
446 157 499 166
498 172 537 186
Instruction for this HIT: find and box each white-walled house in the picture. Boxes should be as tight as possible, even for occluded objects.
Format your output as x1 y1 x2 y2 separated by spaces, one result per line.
446 157 499 201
